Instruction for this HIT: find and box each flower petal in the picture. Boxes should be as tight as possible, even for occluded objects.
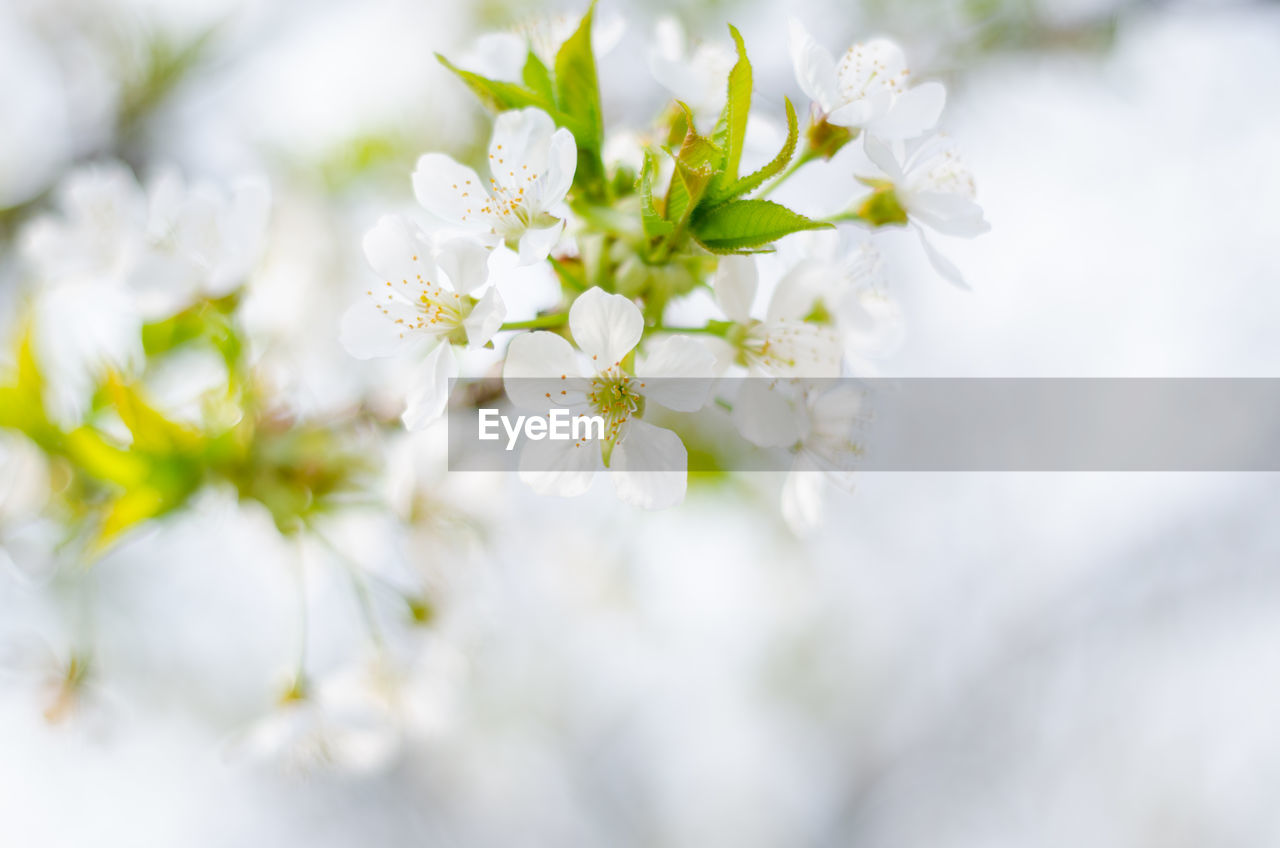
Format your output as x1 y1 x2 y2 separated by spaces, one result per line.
363 214 439 290
339 301 418 360
569 287 643 367
489 108 556 195
788 19 838 114
463 287 506 348
534 128 578 214
862 135 907 183
731 379 807 448
712 255 758 324
516 219 564 265
915 226 972 290
867 81 946 140
518 435 601 498
636 336 716 412
401 342 457 430
412 154 487 230
781 454 826 535
610 419 687 509
434 232 490 293
503 331 589 409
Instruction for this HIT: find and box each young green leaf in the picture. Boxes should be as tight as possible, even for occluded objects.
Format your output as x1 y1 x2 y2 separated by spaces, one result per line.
553 2 603 151
436 54 553 113
639 149 674 239
692 199 832 253
708 25 752 197
707 97 799 203
522 51 555 101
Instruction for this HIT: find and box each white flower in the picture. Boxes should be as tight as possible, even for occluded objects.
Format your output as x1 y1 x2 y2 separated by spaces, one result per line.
232 665 403 776
863 133 989 287
788 19 945 140
16 161 271 425
649 16 737 118
502 287 715 509
712 255 846 379
134 166 270 316
771 230 903 373
781 384 867 535
18 162 147 426
340 214 505 430
412 108 576 264
457 14 625 83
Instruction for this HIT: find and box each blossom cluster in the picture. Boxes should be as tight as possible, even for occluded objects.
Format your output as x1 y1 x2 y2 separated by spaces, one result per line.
340 8 988 528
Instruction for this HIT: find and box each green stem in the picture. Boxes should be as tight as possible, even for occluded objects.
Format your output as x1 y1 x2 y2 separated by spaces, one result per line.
651 319 733 337
499 312 570 331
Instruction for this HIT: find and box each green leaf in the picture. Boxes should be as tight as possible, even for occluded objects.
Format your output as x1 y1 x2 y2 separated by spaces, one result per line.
553 2 604 151
106 376 205 455
522 51 555 102
666 159 716 234
708 25 752 198
639 149 674 238
692 199 832 253
436 54 556 115
708 97 799 203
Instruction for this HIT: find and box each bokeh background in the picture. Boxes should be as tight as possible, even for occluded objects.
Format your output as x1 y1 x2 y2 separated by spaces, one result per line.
3 0 1280 844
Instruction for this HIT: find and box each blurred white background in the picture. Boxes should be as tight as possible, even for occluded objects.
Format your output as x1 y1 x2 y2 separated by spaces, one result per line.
2 0 1280 845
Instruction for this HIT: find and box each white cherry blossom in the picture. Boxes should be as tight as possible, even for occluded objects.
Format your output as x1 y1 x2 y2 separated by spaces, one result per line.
503 287 715 509
649 16 737 118
341 214 505 430
862 133 990 287
412 108 576 264
457 13 625 83
780 383 867 535
788 19 945 140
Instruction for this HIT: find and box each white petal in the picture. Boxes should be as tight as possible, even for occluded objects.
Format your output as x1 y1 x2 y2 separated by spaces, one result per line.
915 226 972 290
463 287 506 348
518 436 601 497
766 259 825 322
788 19 838 114
569 287 643 367
610 419 687 509
712 255 758 324
503 331 589 409
458 32 527 83
867 81 946 140
826 98 879 128
490 108 556 195
839 288 905 361
781 454 826 535
401 342 456 430
534 128 578 213
863 136 908 184
339 301 417 360
907 192 990 237
33 282 143 428
636 336 716 412
412 154 487 230
731 379 807 448
516 219 564 265
363 215 439 288
433 232 490 293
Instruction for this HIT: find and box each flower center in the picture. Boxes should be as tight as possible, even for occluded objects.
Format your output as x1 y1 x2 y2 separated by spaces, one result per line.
587 367 642 442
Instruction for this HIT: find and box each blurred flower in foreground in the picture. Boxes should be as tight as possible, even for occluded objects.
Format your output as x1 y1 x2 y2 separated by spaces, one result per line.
649 16 737 119
17 160 269 424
